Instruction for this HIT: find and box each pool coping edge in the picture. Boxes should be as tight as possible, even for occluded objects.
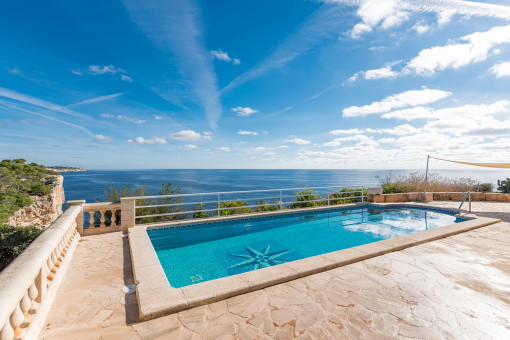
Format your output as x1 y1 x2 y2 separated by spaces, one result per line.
128 204 501 321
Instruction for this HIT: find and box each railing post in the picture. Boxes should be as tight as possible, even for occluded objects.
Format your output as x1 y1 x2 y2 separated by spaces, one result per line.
120 197 136 230
327 188 330 206
217 194 220 216
361 187 364 202
66 200 85 235
279 190 283 210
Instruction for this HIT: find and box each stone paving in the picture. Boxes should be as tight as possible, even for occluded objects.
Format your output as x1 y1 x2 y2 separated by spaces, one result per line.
40 202 510 339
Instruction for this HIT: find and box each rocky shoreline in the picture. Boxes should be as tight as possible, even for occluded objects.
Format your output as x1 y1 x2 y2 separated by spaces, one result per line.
46 167 87 173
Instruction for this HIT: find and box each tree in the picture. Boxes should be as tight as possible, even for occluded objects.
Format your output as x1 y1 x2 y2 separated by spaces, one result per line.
497 178 510 193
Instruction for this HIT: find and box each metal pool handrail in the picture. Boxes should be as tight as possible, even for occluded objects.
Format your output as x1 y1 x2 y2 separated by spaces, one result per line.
131 185 367 221
458 192 471 215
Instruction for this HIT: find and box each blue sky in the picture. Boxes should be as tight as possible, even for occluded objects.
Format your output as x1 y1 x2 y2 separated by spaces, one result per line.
1 0 510 169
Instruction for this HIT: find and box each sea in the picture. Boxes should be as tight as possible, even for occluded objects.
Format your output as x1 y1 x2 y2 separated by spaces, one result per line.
61 169 509 204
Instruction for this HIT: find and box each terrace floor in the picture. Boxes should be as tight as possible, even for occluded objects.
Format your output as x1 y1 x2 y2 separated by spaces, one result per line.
40 202 510 339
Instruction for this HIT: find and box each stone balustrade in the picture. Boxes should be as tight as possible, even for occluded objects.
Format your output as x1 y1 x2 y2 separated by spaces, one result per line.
79 202 122 236
0 204 81 340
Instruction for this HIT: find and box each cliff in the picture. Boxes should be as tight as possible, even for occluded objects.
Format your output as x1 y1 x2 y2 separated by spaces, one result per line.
7 175 65 228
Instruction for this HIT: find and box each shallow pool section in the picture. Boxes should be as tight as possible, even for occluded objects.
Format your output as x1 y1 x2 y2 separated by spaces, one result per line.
147 206 464 288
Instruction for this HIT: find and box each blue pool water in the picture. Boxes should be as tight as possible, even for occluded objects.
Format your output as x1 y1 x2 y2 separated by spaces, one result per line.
147 206 464 288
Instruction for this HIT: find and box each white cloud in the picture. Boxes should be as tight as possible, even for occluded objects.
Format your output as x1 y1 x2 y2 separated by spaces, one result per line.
350 23 372 39
238 130 258 136
250 147 267 152
349 0 409 39
71 70 83 76
364 66 397 80
217 147 232 152
490 61 510 77
285 138 311 145
365 124 419 135
210 49 240 65
101 113 146 124
413 23 430 34
381 106 433 120
94 134 113 141
232 107 258 117
323 141 341 147
170 130 201 141
329 128 364 135
342 88 452 117
8 68 20 75
404 25 510 76
127 136 167 144
278 145 288 148
153 114 164 120
349 66 397 82
88 65 126 75
210 49 231 62
120 75 134 82
182 144 198 150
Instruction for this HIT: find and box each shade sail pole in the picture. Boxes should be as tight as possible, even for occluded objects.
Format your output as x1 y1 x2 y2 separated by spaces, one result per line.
424 155 430 194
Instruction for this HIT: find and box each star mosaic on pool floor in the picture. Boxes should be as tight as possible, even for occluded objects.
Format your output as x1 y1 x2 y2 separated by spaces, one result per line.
220 240 301 275
228 244 292 270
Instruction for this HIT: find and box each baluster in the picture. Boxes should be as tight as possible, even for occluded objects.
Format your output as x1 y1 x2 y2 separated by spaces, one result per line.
0 322 14 340
28 283 38 315
88 211 95 229
111 210 117 227
100 210 106 227
20 291 32 328
47 256 54 281
10 303 24 340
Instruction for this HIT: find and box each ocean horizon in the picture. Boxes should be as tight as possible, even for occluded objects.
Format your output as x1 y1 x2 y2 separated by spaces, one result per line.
61 169 509 204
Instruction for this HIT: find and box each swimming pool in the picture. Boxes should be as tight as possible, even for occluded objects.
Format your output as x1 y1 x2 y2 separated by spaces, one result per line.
147 205 465 288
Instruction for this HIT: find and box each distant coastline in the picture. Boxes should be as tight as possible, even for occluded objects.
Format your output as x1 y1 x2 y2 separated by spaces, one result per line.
47 166 87 173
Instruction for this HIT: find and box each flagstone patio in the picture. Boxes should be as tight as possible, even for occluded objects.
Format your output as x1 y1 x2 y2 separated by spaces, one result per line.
40 202 510 339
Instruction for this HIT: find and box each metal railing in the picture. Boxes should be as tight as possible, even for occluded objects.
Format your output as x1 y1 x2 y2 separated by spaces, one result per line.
458 192 471 215
130 185 367 223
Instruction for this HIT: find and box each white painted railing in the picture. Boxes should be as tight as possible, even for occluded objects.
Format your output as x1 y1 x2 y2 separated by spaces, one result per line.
129 185 367 224
0 204 81 340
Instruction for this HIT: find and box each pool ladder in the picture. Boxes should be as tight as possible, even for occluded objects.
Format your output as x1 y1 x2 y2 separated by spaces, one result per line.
458 192 471 215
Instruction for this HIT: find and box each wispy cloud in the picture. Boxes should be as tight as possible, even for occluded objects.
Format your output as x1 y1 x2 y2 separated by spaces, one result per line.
122 0 223 128
69 93 125 107
217 147 232 152
0 99 94 136
95 134 113 141
101 113 146 124
238 130 258 136
285 138 311 145
182 144 198 150
222 4 348 93
127 136 167 144
88 65 126 75
0 87 89 119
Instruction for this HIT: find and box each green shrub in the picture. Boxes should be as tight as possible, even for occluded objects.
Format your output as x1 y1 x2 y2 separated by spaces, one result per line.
475 183 493 193
0 225 43 271
193 203 212 218
289 189 325 208
219 200 252 215
497 178 510 193
329 188 367 204
253 199 278 212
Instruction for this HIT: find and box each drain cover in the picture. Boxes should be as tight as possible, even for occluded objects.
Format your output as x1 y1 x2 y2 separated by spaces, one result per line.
122 285 136 294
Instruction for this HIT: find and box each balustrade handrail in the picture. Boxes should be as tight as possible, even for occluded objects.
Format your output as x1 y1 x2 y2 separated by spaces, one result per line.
0 205 81 338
